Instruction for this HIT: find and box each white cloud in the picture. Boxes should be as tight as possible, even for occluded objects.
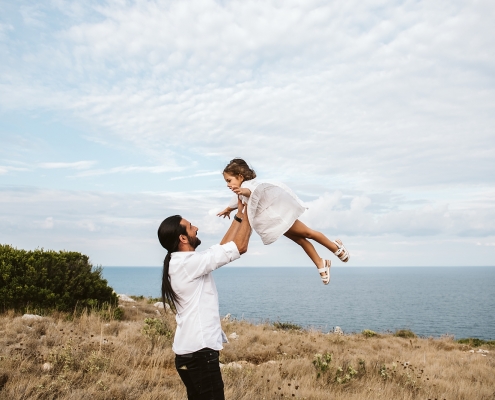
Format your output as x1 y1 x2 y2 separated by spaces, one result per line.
39 161 97 170
41 217 54 229
301 191 495 237
19 5 46 28
73 164 183 177
1 0 494 265
170 171 220 181
0 165 29 175
0 22 13 40
1 0 493 191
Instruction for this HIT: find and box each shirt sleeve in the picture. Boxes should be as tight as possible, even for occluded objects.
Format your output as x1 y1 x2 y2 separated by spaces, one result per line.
228 195 238 210
241 179 259 192
186 242 240 279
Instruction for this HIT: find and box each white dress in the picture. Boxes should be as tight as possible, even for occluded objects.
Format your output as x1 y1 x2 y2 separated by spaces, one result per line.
228 179 307 245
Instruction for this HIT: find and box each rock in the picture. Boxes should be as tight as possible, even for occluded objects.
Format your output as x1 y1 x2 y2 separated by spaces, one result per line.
22 314 43 321
154 302 171 312
224 362 243 370
333 326 344 335
228 332 238 340
117 294 136 303
260 360 278 366
222 313 231 322
237 360 255 368
477 349 489 354
155 310 161 315
468 350 475 353
42 362 53 372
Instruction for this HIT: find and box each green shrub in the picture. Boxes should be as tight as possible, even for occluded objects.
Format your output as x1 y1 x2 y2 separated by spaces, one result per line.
98 306 125 321
335 365 358 384
312 353 332 378
142 317 173 353
394 329 416 338
273 321 302 331
0 244 117 313
146 296 162 304
142 317 173 339
457 338 495 348
362 329 377 337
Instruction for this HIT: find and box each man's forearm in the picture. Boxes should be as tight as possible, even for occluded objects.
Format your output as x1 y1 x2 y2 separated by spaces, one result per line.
232 214 251 254
220 211 251 254
220 208 244 244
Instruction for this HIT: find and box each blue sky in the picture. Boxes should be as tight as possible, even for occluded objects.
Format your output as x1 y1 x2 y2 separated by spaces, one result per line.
1 0 494 267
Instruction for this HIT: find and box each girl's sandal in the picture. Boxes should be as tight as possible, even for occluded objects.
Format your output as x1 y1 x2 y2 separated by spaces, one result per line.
318 259 331 285
332 239 349 262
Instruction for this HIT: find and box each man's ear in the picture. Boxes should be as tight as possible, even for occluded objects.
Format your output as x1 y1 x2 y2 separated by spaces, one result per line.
178 234 188 244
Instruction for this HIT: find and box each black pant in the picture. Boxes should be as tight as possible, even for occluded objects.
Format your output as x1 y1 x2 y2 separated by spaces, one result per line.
175 348 225 400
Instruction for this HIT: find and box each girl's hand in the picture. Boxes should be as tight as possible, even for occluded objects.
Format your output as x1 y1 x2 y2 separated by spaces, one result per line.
232 187 251 197
217 207 234 219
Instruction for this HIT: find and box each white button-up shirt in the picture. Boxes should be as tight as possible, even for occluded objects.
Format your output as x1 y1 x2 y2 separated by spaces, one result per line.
169 241 240 355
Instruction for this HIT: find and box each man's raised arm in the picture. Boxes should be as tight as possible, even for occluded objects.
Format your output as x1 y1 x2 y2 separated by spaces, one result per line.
220 197 251 254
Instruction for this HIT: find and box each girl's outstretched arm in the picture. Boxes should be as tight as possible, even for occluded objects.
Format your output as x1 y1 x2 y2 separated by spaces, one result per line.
217 207 235 219
232 187 251 197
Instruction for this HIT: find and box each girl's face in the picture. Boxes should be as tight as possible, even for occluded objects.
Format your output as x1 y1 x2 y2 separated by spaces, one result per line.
223 172 243 191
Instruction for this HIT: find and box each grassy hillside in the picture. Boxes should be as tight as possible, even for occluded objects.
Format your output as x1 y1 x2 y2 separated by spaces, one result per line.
0 298 493 399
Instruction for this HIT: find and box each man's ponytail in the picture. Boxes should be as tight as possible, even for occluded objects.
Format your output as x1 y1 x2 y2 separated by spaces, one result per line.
158 215 187 308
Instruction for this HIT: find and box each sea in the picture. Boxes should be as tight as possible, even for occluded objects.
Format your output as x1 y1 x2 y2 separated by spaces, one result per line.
101 266 495 340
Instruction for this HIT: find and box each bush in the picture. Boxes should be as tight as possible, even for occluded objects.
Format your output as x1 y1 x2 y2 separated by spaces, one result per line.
362 329 377 337
457 338 495 348
142 317 173 339
98 306 125 321
142 317 173 353
312 353 332 378
273 321 302 331
0 244 117 313
394 329 417 338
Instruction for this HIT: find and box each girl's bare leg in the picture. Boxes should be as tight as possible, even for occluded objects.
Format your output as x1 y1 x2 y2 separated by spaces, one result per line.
286 219 339 253
284 232 327 278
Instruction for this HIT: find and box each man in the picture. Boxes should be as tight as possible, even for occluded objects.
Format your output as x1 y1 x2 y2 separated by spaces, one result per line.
157 197 251 400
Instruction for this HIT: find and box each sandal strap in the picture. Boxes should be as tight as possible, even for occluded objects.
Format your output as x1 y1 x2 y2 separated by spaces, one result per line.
332 239 349 262
319 259 331 285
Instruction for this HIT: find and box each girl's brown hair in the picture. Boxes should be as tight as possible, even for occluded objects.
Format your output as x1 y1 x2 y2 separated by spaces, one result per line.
223 158 256 181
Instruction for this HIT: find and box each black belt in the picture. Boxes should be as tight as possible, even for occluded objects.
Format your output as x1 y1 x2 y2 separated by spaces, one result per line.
176 347 218 358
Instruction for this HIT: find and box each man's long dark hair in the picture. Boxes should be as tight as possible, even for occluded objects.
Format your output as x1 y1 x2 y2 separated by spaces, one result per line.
157 215 187 308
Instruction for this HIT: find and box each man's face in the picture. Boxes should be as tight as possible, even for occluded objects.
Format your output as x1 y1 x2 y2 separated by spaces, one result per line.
180 219 201 249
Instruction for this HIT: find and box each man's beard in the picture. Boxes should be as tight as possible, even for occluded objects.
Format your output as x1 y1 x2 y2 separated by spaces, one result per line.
187 234 201 249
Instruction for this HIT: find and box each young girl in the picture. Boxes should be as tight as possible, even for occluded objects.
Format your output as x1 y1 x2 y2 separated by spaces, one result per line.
217 158 349 285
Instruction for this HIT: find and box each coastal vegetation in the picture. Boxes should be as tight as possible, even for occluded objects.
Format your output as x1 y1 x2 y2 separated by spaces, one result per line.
0 245 117 313
1 297 493 399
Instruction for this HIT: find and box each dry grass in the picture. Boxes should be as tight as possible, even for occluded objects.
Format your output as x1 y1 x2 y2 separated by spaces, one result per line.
1 299 494 400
